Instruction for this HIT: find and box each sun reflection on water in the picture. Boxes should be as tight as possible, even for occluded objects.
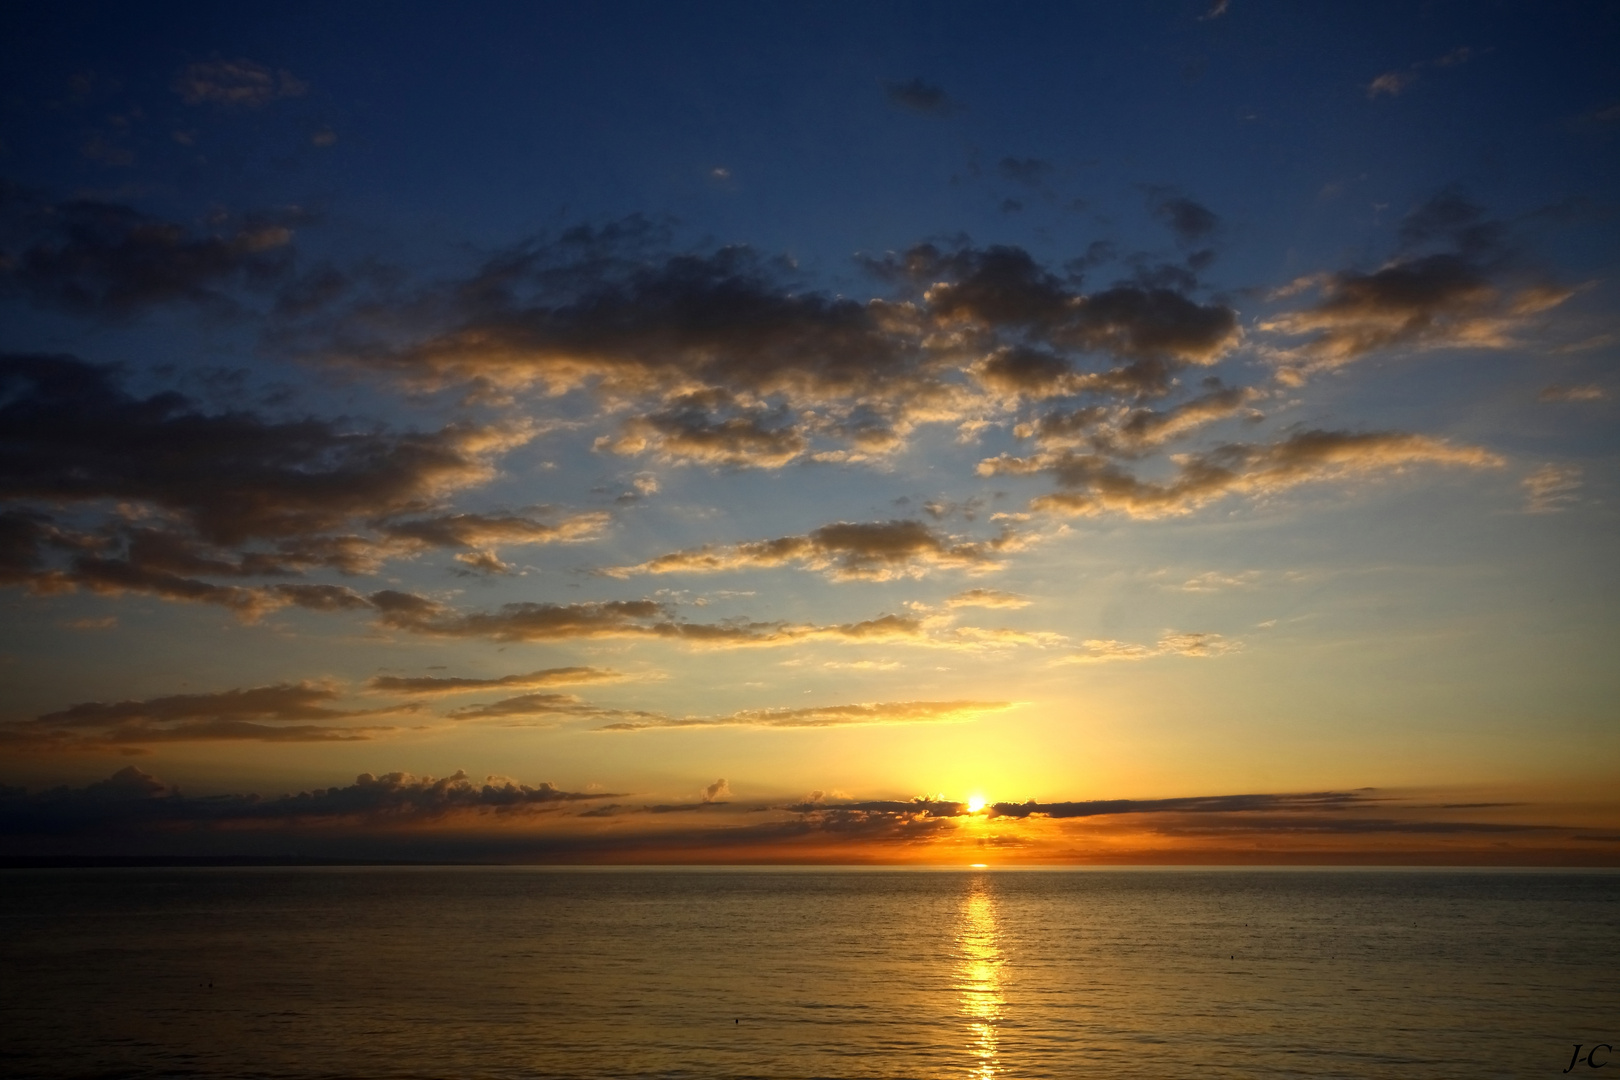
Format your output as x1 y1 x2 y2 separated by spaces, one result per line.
954 875 1005 1079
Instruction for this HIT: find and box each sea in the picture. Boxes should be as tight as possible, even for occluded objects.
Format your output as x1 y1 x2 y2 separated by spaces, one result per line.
1 867 1616 1079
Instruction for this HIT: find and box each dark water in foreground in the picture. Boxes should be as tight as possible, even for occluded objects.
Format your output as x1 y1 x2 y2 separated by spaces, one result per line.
1 868 1616 1079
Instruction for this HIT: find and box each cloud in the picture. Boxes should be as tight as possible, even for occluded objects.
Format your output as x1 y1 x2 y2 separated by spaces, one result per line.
173 60 308 108
0 766 617 835
445 693 605 721
1539 384 1607 402
604 519 1020 582
1199 0 1230 19
321 230 1242 475
1 355 528 546
365 590 918 648
596 395 809 468
1260 191 1571 380
598 699 1014 732
1522 464 1582 513
1018 383 1257 453
380 510 609 573
382 511 608 549
946 588 1030 609
2 771 1591 862
1367 71 1415 99
982 428 1503 519
0 195 300 318
990 791 1371 819
367 667 625 695
0 354 541 613
1058 631 1236 664
1178 570 1261 592
1147 192 1219 244
3 682 408 753
884 78 958 115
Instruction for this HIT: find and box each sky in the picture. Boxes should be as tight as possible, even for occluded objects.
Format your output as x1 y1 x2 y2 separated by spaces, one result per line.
1 0 1617 864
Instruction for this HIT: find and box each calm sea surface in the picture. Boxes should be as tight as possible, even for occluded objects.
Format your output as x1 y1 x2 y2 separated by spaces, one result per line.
1 868 1616 1079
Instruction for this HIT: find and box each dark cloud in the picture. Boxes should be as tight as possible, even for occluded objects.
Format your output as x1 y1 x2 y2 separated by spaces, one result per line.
597 393 809 468
990 791 1369 818
367 589 936 648
368 667 625 695
784 796 966 818
2 683 408 752
605 518 1021 582
0 766 616 836
1262 191 1569 380
0 354 526 546
1019 383 1257 454
883 78 958 115
1148 193 1219 244
1 195 300 318
443 694 669 729
0 354 536 613
982 428 1502 518
323 230 1241 475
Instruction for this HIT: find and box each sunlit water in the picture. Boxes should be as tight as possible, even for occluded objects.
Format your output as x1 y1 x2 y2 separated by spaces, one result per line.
2 868 1616 1078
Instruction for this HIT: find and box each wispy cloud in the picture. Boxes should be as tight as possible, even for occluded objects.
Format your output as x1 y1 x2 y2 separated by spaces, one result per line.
946 588 1030 609
1522 463 1582 513
1539 384 1606 402
883 78 959 115
982 429 1502 519
598 699 1014 732
1060 631 1236 663
603 519 1021 582
367 667 626 696
173 59 308 108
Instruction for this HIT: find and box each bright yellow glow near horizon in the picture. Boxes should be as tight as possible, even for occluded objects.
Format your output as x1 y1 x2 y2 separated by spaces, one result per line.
967 795 987 814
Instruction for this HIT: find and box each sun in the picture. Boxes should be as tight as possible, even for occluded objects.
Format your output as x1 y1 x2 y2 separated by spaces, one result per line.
966 795 987 814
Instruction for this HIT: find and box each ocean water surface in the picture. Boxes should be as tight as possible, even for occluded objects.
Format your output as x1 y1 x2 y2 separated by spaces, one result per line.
1 867 1616 1078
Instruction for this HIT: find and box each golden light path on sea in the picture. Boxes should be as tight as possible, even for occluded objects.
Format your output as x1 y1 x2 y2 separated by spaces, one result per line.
955 874 1005 1079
